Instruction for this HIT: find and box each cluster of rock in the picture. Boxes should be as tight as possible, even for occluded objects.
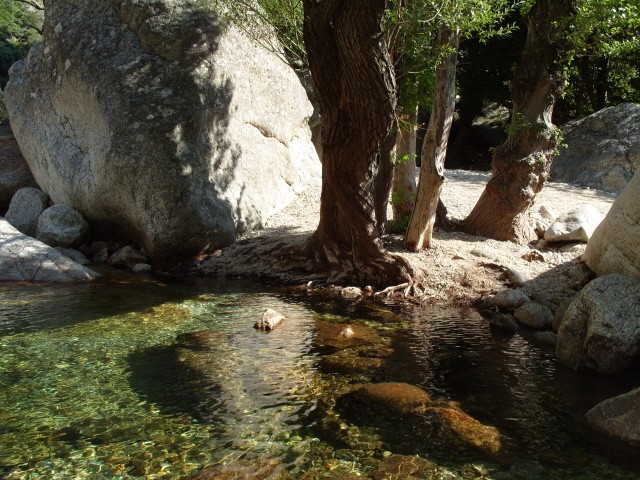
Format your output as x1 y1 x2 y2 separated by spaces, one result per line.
486 168 640 454
3 0 320 261
1 186 152 281
551 103 640 193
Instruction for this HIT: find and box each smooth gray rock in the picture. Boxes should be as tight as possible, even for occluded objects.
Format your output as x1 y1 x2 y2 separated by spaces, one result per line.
4 187 49 237
514 302 554 329
488 289 531 310
3 0 320 260
0 125 37 214
54 247 90 265
583 170 640 279
556 275 640 373
551 103 640 193
0 218 98 282
544 205 604 243
36 205 90 248
132 263 152 273
585 387 640 449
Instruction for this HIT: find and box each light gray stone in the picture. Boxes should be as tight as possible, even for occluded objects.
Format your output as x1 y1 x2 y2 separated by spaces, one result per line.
556 275 640 373
583 170 640 279
585 387 640 449
0 125 37 214
132 263 152 273
4 187 49 237
488 289 531 310
341 286 363 298
36 204 90 248
254 308 285 331
514 302 554 329
551 103 640 193
3 0 320 260
544 205 604 243
0 218 98 282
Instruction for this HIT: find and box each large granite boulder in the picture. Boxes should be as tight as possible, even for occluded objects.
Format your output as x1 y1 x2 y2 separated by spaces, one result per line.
585 387 640 450
3 0 320 260
544 205 604 243
582 170 640 278
551 103 640 193
4 187 49 237
0 125 37 214
556 275 640 373
0 218 98 282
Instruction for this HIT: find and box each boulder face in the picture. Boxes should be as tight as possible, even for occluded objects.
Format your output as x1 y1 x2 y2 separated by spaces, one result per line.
0 218 98 282
3 0 320 260
582 170 640 279
0 125 38 214
550 103 640 193
556 275 640 373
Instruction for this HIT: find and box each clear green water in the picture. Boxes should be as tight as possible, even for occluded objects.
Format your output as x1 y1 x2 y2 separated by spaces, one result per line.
0 272 638 479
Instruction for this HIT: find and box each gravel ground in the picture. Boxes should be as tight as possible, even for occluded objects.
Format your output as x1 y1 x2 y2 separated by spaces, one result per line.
204 169 617 308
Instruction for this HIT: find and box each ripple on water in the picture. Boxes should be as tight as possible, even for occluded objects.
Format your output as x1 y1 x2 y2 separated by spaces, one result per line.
0 278 638 479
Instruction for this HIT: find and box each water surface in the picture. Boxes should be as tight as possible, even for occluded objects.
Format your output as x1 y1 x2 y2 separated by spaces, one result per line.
0 272 637 479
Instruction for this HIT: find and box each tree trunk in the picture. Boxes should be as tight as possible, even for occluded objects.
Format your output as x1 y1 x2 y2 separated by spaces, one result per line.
461 0 578 243
405 26 459 251
302 0 418 287
391 106 418 229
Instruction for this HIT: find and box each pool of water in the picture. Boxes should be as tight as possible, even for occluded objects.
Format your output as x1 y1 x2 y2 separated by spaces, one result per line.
0 271 638 479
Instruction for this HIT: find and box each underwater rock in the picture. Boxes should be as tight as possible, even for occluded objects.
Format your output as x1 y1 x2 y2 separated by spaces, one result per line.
424 405 516 465
190 458 283 480
341 382 432 415
315 321 382 351
320 349 386 375
371 454 438 480
254 308 285 331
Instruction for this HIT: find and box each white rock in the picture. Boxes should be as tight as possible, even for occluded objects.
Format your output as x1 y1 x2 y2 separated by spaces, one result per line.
544 205 604 243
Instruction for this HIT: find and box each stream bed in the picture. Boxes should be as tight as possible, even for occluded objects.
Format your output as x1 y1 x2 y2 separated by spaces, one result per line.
0 271 638 479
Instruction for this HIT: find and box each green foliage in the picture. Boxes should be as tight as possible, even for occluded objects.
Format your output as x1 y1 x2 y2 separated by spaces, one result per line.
0 0 41 88
206 0 305 67
559 0 640 119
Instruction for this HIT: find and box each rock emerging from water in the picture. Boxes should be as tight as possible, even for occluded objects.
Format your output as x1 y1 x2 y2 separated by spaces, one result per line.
254 308 286 331
556 274 640 373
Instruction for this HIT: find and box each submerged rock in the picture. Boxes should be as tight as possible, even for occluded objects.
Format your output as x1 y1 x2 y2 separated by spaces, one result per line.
315 321 383 351
585 387 640 450
341 382 432 416
371 454 437 480
191 458 283 480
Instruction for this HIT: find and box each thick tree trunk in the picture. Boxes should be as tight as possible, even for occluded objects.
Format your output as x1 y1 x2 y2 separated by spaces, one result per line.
405 26 459 251
391 106 418 228
302 0 418 287
461 0 578 243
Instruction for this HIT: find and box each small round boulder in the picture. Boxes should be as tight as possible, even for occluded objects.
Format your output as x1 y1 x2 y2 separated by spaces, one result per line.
36 205 90 248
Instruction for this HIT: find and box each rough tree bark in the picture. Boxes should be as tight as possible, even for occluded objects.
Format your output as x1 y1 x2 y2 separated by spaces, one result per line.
302 0 419 287
461 0 578 242
405 26 459 251
391 106 418 228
